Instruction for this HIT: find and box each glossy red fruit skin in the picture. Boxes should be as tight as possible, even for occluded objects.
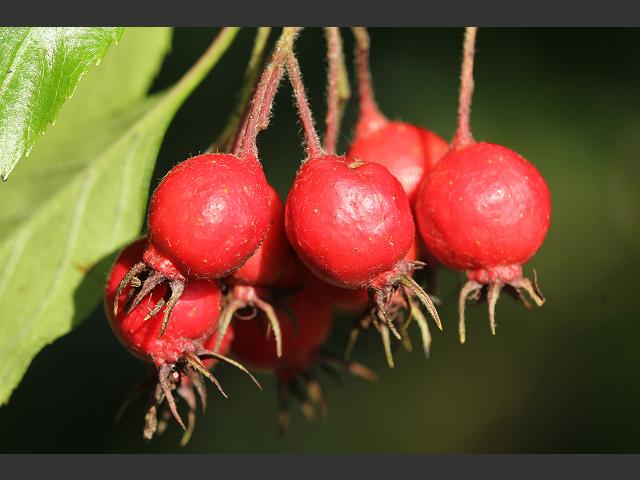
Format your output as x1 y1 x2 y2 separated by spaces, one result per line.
105 239 222 365
231 184 292 286
231 290 333 380
348 121 448 205
145 153 271 280
285 155 415 289
415 142 551 282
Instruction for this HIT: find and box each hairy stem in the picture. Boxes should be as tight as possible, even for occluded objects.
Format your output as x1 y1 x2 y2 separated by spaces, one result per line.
285 50 324 159
239 27 301 157
452 27 478 149
323 27 349 154
352 27 387 137
209 27 272 153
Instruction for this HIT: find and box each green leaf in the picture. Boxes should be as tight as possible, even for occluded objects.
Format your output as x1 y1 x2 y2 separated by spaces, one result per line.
0 27 240 406
0 27 125 180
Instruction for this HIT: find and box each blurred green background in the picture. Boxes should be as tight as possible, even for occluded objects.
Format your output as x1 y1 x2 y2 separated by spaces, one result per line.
1 27 639 453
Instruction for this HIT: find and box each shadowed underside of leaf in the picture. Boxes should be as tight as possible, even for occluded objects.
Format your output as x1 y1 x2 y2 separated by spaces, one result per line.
0 27 241 406
0 27 124 180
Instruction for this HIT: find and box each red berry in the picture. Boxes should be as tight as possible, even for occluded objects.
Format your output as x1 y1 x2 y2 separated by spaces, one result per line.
282 47 441 368
285 155 441 366
146 153 270 280
105 238 221 366
112 152 271 339
414 27 550 341
416 142 550 276
348 121 448 205
105 238 259 438
415 141 550 341
285 155 414 288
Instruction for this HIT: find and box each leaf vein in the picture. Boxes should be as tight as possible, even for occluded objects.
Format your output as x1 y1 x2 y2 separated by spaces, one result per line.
0 228 31 302
0 27 32 98
0 168 98 385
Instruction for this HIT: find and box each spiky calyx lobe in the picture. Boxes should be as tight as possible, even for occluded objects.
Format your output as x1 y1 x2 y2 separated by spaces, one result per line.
348 121 448 205
231 290 333 381
285 154 415 288
415 142 551 280
145 153 271 280
230 183 292 286
105 239 222 365
200 323 235 369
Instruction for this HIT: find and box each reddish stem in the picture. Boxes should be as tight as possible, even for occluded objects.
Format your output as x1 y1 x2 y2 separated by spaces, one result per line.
231 88 254 155
323 27 343 155
233 64 283 155
352 27 387 138
258 62 284 130
213 27 271 154
238 28 300 158
451 27 478 150
232 68 280 156
285 51 324 159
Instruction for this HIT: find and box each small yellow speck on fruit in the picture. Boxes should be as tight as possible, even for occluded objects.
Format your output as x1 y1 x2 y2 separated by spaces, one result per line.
348 160 365 169
448 180 454 186
313 208 318 214
224 187 229 193
475 240 481 246
389 241 394 246
210 159 217 164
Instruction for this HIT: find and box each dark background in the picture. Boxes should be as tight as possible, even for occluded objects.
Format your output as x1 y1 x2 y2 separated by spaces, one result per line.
1 28 639 452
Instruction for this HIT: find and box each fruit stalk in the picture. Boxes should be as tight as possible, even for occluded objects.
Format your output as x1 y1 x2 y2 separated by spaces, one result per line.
239 27 302 157
210 27 272 153
285 50 323 159
323 27 349 155
452 26 478 150
352 27 387 137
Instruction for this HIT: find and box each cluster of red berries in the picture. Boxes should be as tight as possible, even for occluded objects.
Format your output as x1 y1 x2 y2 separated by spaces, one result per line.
104 27 550 442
